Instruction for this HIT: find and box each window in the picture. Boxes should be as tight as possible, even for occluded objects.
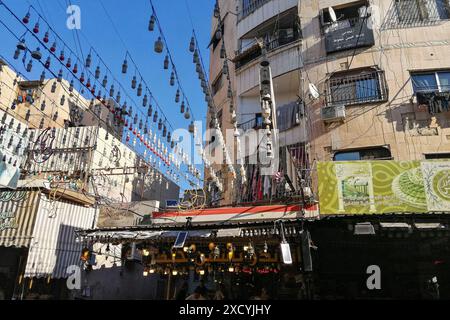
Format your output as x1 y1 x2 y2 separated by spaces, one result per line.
326 67 388 106
411 71 450 92
334 147 392 161
211 71 224 96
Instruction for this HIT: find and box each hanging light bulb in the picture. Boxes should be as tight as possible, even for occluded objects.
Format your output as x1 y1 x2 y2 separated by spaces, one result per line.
137 83 143 97
33 22 40 34
109 84 115 97
86 78 91 88
148 104 153 117
60 95 65 106
175 89 180 103
148 14 156 31
143 94 148 107
184 109 191 120
43 31 49 43
50 41 57 53
80 72 85 83
158 119 163 130
57 69 63 82
72 63 78 74
163 55 169 70
95 66 101 79
66 57 72 68
51 82 57 93
154 37 164 53
122 59 128 74
153 111 158 123
22 12 30 24
40 100 46 111
40 70 46 82
180 101 185 114
59 50 65 61
189 36 195 52
85 53 92 68
102 75 108 87
131 76 137 89
169 71 175 86
69 79 74 92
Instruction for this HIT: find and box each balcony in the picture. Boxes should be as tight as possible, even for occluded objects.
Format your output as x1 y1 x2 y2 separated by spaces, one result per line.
238 115 263 131
417 91 450 114
325 67 389 107
324 16 375 54
239 0 272 21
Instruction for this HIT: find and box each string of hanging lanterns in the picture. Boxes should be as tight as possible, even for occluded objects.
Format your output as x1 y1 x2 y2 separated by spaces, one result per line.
0 4 198 186
188 31 237 186
213 1 247 185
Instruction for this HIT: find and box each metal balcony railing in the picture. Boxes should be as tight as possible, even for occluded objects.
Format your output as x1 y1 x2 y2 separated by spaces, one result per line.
325 69 389 106
239 0 272 21
237 116 263 131
382 0 450 29
235 33 301 69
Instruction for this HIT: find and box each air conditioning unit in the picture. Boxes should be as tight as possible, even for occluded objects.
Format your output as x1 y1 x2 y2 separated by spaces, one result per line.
321 105 346 122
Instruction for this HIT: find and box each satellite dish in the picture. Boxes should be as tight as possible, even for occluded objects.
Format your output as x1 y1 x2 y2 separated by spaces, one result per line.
328 7 337 23
309 83 320 99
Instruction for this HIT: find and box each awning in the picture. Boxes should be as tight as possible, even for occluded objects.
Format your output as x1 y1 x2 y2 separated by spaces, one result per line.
24 195 98 279
152 204 319 225
0 190 41 248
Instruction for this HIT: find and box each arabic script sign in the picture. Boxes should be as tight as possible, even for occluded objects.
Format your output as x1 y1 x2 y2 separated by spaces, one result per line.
0 211 17 231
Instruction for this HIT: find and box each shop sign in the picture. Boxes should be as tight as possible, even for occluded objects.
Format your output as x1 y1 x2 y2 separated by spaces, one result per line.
0 211 17 231
318 160 450 214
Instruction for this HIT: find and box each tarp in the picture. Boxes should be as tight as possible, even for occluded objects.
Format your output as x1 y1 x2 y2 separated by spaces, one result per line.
318 160 450 214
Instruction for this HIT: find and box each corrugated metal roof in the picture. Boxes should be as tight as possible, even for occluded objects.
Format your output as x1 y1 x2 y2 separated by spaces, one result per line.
24 194 98 279
0 190 40 248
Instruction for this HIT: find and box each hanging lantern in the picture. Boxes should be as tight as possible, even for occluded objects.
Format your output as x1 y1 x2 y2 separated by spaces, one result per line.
95 66 101 79
109 84 115 97
184 110 191 120
143 94 148 107
148 14 156 31
13 49 20 60
163 125 167 137
158 119 163 130
220 44 226 59
22 12 30 24
85 53 92 68
164 55 169 69
69 79 74 92
116 91 121 103
31 47 42 60
223 61 229 75
25 109 31 121
51 82 57 93
167 132 171 143
53 111 58 121
80 72 85 83
57 69 63 82
171 140 175 148
33 22 39 34
175 89 180 103
122 59 128 74
148 104 153 117
66 57 72 68
43 31 49 43
154 37 164 53
188 121 195 133
193 49 199 64
40 71 46 82
153 111 158 122
102 75 108 87
227 86 233 99
169 71 175 86
131 76 137 89
60 95 65 106
180 101 185 114
189 36 195 52
39 118 44 129
59 50 65 61
72 63 78 74
137 83 143 97
86 78 91 88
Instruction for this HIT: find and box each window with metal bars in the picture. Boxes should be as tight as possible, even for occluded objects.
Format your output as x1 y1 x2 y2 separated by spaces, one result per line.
326 67 388 106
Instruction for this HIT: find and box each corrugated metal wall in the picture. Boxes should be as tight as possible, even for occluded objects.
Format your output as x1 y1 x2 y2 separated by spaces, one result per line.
24 194 98 279
0 190 41 248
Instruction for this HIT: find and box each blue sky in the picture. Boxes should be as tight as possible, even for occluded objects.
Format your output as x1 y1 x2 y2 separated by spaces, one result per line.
0 0 214 194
